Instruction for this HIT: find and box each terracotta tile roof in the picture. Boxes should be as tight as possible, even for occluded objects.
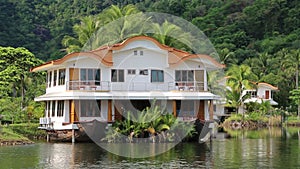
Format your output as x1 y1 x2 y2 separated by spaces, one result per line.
31 35 225 72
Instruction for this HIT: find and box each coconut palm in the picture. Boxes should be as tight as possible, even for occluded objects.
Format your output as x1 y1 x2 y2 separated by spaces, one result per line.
92 5 150 47
211 48 237 66
150 20 194 51
281 49 300 117
226 64 257 114
62 16 100 53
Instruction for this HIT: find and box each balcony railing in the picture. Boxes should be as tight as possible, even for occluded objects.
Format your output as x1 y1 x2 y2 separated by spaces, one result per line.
65 80 206 92
40 117 51 125
67 81 110 91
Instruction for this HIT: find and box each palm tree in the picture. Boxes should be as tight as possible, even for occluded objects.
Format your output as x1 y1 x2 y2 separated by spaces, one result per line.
281 49 300 118
92 5 150 47
211 48 237 66
62 16 100 53
150 20 194 51
226 64 257 114
98 4 140 24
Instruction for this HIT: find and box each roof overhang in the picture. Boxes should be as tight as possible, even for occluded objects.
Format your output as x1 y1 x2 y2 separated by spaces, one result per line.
34 91 220 101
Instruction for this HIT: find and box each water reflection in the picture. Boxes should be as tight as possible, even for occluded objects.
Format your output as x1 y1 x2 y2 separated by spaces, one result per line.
1 127 300 168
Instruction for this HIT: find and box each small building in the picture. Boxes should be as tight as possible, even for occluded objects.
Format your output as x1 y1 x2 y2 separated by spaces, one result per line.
243 82 278 106
31 36 225 141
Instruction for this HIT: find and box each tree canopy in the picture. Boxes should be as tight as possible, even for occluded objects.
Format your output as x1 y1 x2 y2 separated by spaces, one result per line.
1 0 300 114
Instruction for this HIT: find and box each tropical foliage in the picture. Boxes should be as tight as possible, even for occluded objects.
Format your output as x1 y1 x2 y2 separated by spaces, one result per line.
225 64 257 113
0 47 45 124
101 105 196 143
1 0 300 123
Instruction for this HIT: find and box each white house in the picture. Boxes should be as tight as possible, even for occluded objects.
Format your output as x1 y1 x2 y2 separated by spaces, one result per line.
31 36 225 136
243 82 278 106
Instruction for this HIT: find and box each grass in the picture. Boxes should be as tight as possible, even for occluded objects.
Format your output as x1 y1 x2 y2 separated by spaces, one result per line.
0 123 46 143
0 126 30 141
8 123 46 139
285 116 300 126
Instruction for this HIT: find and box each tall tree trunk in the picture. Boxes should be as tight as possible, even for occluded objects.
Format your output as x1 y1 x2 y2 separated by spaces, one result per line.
20 75 24 110
296 51 300 119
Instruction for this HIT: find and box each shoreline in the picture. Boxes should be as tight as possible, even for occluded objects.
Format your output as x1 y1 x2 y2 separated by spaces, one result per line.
0 139 35 146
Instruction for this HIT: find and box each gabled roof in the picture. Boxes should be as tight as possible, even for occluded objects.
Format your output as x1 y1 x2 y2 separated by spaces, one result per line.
31 35 225 72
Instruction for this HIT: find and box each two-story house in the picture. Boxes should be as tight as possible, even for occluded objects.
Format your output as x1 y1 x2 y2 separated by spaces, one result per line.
31 36 225 141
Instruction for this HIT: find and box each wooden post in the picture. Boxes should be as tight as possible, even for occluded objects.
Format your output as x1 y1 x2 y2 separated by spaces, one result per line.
172 100 177 117
108 100 112 122
197 100 205 120
209 100 214 120
70 100 75 123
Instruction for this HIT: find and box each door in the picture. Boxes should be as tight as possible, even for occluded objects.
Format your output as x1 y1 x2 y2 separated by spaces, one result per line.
69 100 78 123
197 100 205 120
195 70 204 91
265 90 270 99
69 68 79 89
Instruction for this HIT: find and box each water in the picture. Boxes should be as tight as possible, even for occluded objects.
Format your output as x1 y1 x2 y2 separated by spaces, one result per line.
1 127 300 169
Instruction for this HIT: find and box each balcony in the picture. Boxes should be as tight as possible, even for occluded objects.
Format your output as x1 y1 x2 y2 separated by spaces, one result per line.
67 81 110 91
66 80 206 92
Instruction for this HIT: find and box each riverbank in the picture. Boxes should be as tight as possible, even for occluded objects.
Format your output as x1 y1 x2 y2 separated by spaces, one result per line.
0 123 46 146
222 114 300 129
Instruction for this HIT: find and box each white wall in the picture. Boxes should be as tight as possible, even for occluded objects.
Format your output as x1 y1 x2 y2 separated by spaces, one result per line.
257 86 271 99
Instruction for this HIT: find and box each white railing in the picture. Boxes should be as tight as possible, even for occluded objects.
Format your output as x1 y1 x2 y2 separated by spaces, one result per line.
171 81 205 91
40 117 51 125
66 81 110 91
65 81 206 92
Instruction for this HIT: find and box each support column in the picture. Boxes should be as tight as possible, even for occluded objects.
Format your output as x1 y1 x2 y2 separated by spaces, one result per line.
197 100 205 120
70 100 75 123
108 100 112 122
72 129 75 143
172 100 177 117
209 100 214 120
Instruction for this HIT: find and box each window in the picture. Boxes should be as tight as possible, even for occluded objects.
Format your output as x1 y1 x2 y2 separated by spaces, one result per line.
57 101 64 117
80 100 101 117
140 51 143 55
80 69 101 85
53 70 57 86
179 101 194 117
134 50 137 55
58 69 65 85
111 69 124 82
46 101 51 117
51 101 56 117
151 70 164 82
246 91 257 98
139 69 148 75
128 69 136 75
48 71 52 87
175 70 194 82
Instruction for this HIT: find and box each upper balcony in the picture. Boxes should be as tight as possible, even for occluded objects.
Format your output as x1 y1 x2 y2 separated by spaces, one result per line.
65 80 206 92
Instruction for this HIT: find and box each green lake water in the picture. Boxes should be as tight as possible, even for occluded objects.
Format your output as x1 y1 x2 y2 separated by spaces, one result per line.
1 127 300 169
